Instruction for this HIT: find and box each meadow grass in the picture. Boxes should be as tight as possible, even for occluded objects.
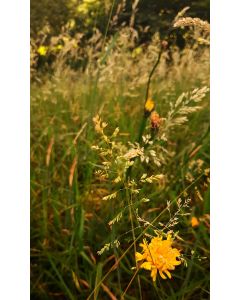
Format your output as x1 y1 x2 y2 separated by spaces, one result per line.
31 17 210 299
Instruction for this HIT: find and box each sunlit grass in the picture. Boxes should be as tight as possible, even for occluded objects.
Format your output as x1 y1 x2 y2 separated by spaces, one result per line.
31 14 209 299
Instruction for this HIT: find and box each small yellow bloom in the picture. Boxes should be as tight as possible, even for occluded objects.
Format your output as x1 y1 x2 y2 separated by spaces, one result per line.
37 46 48 56
132 47 142 58
56 44 63 50
52 44 63 51
191 217 200 227
67 19 76 29
77 4 88 14
144 98 155 114
136 235 181 282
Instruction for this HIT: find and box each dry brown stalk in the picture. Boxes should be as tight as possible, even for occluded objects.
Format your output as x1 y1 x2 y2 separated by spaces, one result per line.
69 155 78 187
189 145 202 158
73 122 87 145
46 137 54 167
101 283 117 300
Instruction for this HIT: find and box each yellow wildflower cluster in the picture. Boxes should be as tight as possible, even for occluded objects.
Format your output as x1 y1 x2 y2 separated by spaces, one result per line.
77 0 100 15
136 235 181 281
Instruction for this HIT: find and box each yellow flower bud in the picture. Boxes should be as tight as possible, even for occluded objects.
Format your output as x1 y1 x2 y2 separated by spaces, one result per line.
144 98 155 115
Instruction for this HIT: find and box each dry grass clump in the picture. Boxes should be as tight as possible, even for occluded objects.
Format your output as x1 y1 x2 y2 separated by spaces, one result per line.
174 17 210 34
31 10 210 95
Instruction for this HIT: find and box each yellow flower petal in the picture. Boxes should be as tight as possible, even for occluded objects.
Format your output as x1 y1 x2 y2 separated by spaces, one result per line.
140 262 152 270
160 271 167 279
164 270 172 279
151 268 157 281
136 252 143 262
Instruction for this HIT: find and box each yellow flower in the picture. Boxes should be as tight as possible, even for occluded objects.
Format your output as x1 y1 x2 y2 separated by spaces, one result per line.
67 19 76 29
136 235 181 282
144 98 155 115
191 216 200 227
37 46 48 56
132 47 142 58
77 3 88 14
56 44 63 50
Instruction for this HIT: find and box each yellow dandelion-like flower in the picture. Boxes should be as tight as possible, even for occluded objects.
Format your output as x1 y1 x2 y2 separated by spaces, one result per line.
37 46 48 56
191 216 200 228
136 235 181 282
144 98 155 115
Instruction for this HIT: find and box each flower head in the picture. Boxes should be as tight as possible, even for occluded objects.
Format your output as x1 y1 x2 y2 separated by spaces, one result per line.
150 111 162 130
144 98 155 116
136 235 181 281
191 216 200 227
37 46 48 56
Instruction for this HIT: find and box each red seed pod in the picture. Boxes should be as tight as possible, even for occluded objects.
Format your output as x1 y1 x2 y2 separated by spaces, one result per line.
150 111 162 130
161 40 168 50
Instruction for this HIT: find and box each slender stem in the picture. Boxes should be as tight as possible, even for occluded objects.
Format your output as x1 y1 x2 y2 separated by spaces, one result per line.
145 48 163 103
121 268 140 299
102 0 116 52
138 47 163 145
126 46 164 180
125 187 142 300
111 200 122 294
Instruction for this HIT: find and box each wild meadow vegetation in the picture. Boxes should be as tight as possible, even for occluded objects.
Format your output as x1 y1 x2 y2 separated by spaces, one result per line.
31 1 210 299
